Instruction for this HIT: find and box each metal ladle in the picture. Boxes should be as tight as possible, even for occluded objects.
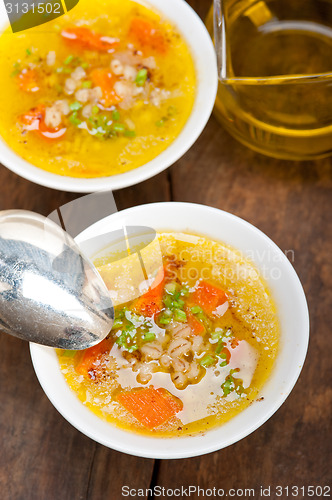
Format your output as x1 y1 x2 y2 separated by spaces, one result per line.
0 210 114 349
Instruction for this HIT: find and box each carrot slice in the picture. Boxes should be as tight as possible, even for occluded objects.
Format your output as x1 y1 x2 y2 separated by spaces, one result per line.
191 281 228 316
132 265 165 317
61 27 119 52
129 17 168 54
19 105 45 130
19 105 66 140
90 68 121 106
75 338 113 376
186 308 205 335
117 387 183 429
17 69 39 93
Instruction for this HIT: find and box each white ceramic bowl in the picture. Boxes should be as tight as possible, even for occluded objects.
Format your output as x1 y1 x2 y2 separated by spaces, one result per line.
30 202 309 459
0 0 217 192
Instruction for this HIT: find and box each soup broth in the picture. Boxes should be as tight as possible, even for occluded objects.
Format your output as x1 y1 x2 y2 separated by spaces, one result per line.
58 232 279 437
0 0 196 177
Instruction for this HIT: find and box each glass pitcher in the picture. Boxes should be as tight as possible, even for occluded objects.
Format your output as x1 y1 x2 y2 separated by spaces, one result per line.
206 0 332 160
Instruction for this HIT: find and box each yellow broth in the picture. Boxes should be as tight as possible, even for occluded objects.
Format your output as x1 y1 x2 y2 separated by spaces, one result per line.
57 233 279 437
0 0 196 178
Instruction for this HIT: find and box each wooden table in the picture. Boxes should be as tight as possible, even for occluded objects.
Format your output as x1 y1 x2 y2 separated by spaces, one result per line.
0 2 331 498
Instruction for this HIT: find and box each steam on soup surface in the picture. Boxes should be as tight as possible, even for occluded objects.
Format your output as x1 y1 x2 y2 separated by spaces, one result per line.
0 0 196 178
57 232 279 437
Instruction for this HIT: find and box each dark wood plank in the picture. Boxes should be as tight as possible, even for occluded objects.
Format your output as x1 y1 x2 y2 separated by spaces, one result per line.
0 165 78 215
0 331 155 500
0 334 97 500
114 171 171 210
0 165 170 216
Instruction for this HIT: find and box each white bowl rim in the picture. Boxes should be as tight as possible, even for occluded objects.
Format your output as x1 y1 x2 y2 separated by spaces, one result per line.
0 0 217 192
30 202 310 458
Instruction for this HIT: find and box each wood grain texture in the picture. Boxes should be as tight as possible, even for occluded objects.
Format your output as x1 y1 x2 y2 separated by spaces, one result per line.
0 0 331 498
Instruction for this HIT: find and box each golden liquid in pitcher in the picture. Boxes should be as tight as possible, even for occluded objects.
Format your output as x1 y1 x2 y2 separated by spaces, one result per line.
207 0 332 160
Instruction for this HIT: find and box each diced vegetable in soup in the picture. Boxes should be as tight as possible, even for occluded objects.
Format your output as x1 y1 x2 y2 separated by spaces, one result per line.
0 0 196 178
57 233 279 437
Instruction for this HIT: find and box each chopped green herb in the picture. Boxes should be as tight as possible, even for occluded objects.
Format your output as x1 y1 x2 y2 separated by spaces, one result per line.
190 306 210 328
69 112 82 126
215 342 225 355
88 111 117 139
191 305 203 315
221 378 234 396
159 316 172 325
116 329 138 352
221 369 244 397
64 55 74 65
135 68 148 86
113 123 125 133
180 286 190 296
199 354 216 368
115 308 126 320
116 334 128 347
130 312 142 324
220 360 228 367
163 294 174 309
165 282 177 295
81 62 89 69
69 101 82 111
124 322 136 335
56 67 72 74
210 329 226 341
11 62 21 77
163 308 173 318
143 331 156 342
156 119 165 127
174 308 187 323
82 80 92 88
62 349 77 358
167 105 177 116
112 110 120 121
173 298 185 308
112 318 123 329
158 308 173 325
26 48 32 56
